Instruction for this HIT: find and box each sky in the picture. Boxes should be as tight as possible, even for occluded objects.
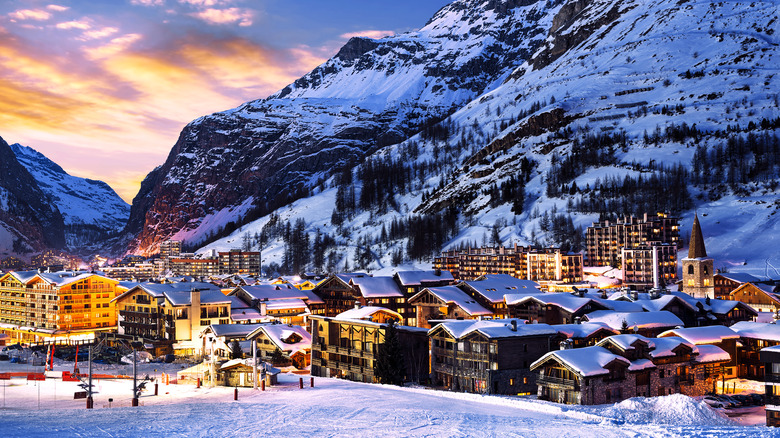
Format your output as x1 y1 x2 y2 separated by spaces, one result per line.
0 0 452 203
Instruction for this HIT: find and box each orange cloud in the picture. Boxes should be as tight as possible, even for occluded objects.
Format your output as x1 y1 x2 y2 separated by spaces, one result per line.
0 28 326 202
340 30 396 40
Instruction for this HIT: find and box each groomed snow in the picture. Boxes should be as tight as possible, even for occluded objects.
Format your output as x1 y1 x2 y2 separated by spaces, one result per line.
0 358 770 437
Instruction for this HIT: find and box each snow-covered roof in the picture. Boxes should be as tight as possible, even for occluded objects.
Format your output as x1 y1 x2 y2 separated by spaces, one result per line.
204 323 264 338
231 307 263 321
238 284 309 301
599 334 654 352
506 294 602 314
731 321 780 342
657 326 739 344
335 306 402 322
264 298 308 310
350 276 404 298
250 324 312 355
165 289 231 306
395 270 454 286
35 271 107 288
462 274 541 302
716 272 764 283
414 286 492 316
430 319 555 339
647 336 696 358
2 270 39 284
695 344 731 364
584 311 683 330
532 346 630 377
553 322 618 339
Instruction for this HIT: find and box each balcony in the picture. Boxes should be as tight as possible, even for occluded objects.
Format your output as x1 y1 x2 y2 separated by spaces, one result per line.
537 375 578 390
324 345 374 359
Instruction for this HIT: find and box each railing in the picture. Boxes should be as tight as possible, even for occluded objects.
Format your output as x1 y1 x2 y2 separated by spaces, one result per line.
537 375 578 390
324 345 374 359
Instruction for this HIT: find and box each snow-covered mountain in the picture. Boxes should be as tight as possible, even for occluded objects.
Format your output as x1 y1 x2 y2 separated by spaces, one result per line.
0 137 65 255
10 143 130 251
133 0 779 277
125 0 569 255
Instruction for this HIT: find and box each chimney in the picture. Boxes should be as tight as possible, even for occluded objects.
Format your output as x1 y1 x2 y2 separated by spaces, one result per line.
354 300 361 309
434 268 441 276
630 290 638 301
559 339 573 350
510 320 517 332
574 316 581 325
600 289 608 299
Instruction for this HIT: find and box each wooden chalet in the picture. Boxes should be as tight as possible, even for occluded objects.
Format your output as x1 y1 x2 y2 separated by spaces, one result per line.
730 321 780 379
658 325 740 379
246 323 312 368
310 306 428 384
458 274 541 318
429 319 558 395
531 334 729 405
408 286 492 329
506 293 610 325
729 282 780 313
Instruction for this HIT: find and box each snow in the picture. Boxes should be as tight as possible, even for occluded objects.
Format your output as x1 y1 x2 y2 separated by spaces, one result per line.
658 326 740 345
731 321 780 342
419 286 492 316
350 276 404 298
334 306 401 322
432 319 557 339
395 270 455 286
553 322 618 339
695 344 732 364
585 311 684 330
506 294 601 314
461 274 542 302
536 346 630 377
0 358 770 436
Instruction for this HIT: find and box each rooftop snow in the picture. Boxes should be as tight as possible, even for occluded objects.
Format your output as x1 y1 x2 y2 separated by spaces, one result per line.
419 286 492 316
350 276 404 298
657 325 740 344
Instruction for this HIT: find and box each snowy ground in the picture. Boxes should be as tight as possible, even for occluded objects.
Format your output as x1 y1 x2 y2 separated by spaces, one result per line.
0 360 774 437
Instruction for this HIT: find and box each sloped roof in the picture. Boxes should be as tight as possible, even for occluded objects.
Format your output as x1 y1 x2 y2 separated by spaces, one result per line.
506 294 603 314
350 276 404 298
532 346 630 377
553 322 618 339
584 310 684 330
238 284 309 301
695 344 731 364
264 298 308 310
254 324 312 355
688 214 707 259
717 272 764 283
413 286 491 316
164 289 231 306
335 306 402 322
204 323 264 338
463 274 541 302
658 325 740 344
430 319 555 339
395 270 454 286
231 307 263 321
35 271 107 288
731 321 780 342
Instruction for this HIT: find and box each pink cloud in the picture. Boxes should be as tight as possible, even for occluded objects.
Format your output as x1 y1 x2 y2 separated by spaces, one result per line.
9 9 52 21
46 5 70 12
56 20 91 30
190 8 253 26
339 30 396 40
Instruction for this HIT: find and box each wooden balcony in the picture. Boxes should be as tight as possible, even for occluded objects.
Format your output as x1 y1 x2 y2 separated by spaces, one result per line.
537 375 578 390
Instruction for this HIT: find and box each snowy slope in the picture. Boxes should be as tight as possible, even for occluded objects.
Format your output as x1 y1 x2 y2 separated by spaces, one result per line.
10 143 130 250
0 359 768 437
195 0 780 277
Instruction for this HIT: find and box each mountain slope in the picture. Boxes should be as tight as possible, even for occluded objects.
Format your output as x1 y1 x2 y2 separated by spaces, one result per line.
10 143 130 251
0 137 65 255
125 0 570 255
197 0 780 276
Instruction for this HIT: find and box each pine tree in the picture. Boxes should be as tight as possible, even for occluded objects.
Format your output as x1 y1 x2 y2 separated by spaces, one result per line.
229 339 243 359
374 320 406 386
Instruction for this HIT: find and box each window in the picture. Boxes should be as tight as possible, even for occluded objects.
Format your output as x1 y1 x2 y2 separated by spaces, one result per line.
688 265 694 275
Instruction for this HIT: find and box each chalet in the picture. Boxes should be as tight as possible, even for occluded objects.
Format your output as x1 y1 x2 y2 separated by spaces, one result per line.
349 275 409 323
246 323 312 368
200 323 262 359
552 322 619 348
582 310 684 337
408 286 492 329
459 274 541 317
506 294 610 324
310 273 367 317
219 359 278 387
730 321 780 379
658 325 740 378
714 272 766 299
310 307 428 384
429 319 557 395
729 283 780 313
229 283 326 324
531 334 729 405
759 345 780 426
608 290 700 327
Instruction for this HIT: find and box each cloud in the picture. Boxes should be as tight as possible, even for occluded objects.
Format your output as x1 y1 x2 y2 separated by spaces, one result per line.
131 0 165 6
190 8 253 26
56 20 91 30
340 30 396 40
85 34 143 59
178 0 231 6
46 5 70 12
81 27 119 40
9 9 52 21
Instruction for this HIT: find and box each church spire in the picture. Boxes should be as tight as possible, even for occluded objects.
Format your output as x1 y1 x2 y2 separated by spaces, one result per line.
688 214 707 259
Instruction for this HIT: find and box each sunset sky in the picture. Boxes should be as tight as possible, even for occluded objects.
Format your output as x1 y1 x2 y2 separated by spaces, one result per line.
0 0 451 203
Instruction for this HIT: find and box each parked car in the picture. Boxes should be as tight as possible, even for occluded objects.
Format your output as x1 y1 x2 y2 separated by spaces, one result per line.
701 396 725 409
715 394 740 408
749 393 765 405
731 394 752 406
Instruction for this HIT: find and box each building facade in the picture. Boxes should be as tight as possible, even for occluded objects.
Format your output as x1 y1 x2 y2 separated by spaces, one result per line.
584 212 680 268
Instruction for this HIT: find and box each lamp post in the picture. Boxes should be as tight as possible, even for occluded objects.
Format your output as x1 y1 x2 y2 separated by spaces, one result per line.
131 341 143 407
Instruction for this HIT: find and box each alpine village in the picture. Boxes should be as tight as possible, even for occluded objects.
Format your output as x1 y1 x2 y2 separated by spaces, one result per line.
1 0 779 433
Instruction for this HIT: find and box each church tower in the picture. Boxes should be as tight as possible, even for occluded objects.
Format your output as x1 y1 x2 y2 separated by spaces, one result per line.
681 214 714 298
